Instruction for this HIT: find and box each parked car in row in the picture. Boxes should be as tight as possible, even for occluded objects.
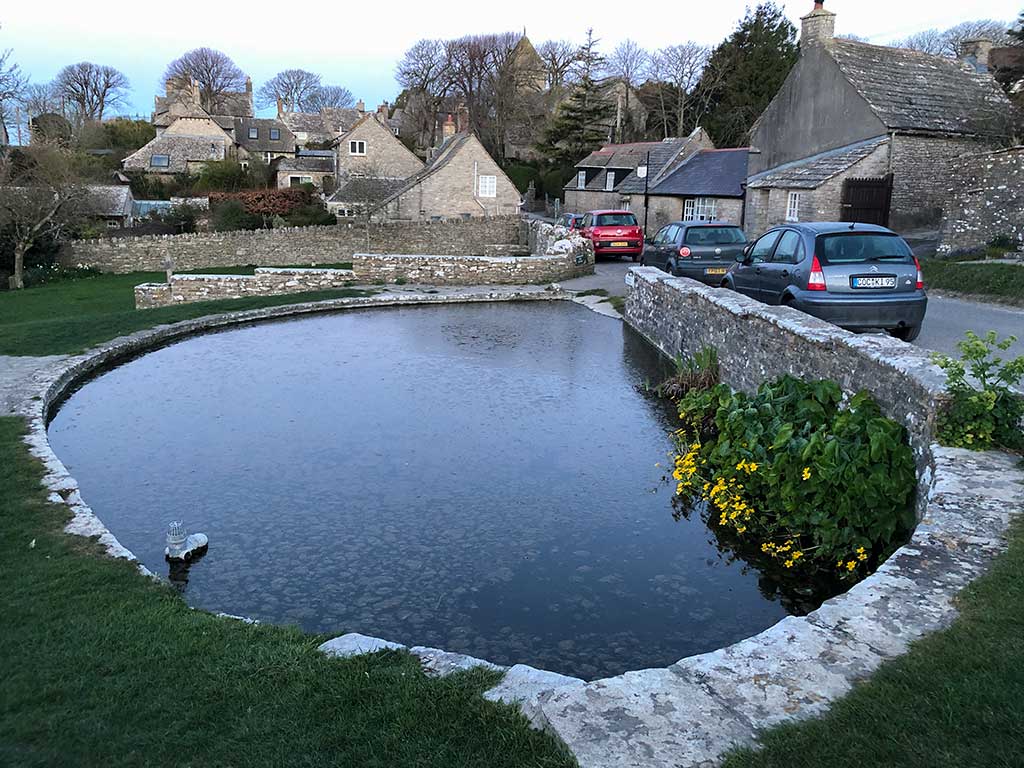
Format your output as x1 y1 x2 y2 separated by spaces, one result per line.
579 210 644 261
721 222 927 341
557 213 584 231
641 222 747 286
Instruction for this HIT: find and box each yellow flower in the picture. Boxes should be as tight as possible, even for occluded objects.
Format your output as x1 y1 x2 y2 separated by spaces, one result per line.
802 467 811 481
857 552 868 561
856 547 866 555
846 560 857 572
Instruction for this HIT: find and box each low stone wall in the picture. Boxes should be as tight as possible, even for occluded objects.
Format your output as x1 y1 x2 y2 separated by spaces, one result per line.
135 267 358 309
938 146 1024 254
624 267 948 510
350 250 591 287
64 216 523 273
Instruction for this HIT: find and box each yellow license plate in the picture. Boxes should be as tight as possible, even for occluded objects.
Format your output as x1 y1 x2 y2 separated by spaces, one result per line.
611 241 628 247
705 267 727 275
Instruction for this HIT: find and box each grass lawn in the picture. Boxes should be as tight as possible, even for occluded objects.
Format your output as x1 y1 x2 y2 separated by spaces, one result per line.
0 272 373 356
920 259 1024 305
0 417 574 768
723 514 1024 768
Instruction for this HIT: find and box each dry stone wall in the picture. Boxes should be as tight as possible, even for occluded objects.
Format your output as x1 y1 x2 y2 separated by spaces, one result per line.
938 146 1024 253
65 216 522 273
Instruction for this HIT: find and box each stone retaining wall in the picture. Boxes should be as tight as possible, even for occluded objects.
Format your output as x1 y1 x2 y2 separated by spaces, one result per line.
938 145 1024 254
135 267 358 308
64 216 523 273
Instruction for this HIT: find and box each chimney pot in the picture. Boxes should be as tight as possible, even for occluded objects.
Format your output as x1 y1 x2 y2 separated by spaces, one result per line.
960 38 993 72
442 113 456 140
245 76 252 93
800 1 836 46
356 99 366 113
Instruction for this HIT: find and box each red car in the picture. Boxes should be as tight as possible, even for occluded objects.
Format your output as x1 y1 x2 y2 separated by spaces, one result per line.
579 210 644 260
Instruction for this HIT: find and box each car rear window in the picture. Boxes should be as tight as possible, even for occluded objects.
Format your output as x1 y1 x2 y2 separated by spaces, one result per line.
816 233 913 264
595 213 638 227
683 226 745 246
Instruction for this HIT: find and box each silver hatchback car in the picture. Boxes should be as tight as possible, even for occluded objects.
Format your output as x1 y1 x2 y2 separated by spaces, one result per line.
723 222 927 341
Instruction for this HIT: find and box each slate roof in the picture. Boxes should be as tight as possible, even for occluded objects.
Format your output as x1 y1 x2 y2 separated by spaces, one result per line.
234 118 297 154
567 129 711 194
85 185 134 218
746 136 889 190
154 89 254 126
275 155 334 174
827 39 1012 136
649 148 750 198
576 141 663 169
329 176 408 205
370 133 472 209
122 134 228 174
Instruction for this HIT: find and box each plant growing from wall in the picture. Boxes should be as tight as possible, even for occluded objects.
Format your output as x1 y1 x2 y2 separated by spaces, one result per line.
932 331 1024 451
672 375 916 578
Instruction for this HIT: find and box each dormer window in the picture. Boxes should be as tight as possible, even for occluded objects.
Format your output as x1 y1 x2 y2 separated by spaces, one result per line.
269 128 280 141
577 170 586 188
605 171 616 191
349 140 366 156
248 127 258 140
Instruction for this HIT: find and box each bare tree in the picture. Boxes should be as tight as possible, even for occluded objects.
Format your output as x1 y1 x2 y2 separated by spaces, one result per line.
395 39 452 148
0 143 88 289
19 82 61 118
162 48 247 113
648 43 710 137
893 19 1015 57
608 40 648 141
893 28 952 55
53 62 129 123
537 40 579 89
301 85 355 111
257 69 321 111
1 46 27 143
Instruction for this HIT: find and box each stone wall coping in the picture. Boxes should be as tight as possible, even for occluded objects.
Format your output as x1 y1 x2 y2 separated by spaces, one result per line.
352 251 567 264
14 282 1021 768
254 267 354 275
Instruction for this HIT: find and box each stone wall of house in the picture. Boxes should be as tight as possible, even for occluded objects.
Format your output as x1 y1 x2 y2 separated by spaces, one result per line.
624 267 946 511
937 146 1024 253
64 216 523 273
336 114 423 179
890 134 991 229
563 189 622 215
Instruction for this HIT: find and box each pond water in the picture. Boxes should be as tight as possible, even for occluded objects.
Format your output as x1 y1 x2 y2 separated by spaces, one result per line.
48 301 794 679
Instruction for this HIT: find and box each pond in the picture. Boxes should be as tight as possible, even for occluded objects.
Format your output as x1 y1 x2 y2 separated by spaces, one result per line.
49 301 798 680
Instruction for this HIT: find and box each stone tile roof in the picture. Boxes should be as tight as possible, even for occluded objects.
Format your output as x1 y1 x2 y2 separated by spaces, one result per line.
649 149 749 198
828 39 1012 136
154 90 254 126
275 155 334 174
328 176 408 205
370 133 472 209
746 136 888 189
85 185 134 218
282 108 362 139
568 129 711 195
576 141 664 169
234 118 297 154
122 134 228 174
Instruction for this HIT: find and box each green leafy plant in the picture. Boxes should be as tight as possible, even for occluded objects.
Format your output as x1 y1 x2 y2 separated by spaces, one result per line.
650 347 719 401
932 331 1024 451
673 375 916 579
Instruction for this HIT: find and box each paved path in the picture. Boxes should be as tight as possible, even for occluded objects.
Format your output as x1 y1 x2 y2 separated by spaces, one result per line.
564 260 1023 360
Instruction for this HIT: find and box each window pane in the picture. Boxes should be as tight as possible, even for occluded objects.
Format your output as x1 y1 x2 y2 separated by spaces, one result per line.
594 213 638 226
249 127 258 139
750 231 780 262
577 171 586 188
816 234 913 265
684 226 745 245
270 129 280 140
683 199 695 221
786 192 800 222
772 230 801 263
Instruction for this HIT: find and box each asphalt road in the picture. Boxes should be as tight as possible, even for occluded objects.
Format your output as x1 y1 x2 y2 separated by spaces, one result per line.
562 259 1022 360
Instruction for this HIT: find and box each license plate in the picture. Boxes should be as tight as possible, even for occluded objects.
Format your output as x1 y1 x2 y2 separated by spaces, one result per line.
704 267 727 275
851 276 896 288
611 241 628 247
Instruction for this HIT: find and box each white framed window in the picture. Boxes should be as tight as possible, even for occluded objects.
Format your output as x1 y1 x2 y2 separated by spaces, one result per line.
150 154 170 168
269 128 281 141
106 219 120 229
621 198 631 211
604 171 616 191
683 197 717 221
248 126 259 140
786 191 801 222
577 170 586 188
263 152 273 163
349 140 366 155
478 174 497 198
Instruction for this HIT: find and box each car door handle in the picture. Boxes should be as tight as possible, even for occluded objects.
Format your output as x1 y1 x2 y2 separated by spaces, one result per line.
755 268 762 274
781 270 790 277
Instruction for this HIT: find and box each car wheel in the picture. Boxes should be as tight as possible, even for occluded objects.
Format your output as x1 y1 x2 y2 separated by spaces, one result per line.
889 325 922 342
631 254 640 263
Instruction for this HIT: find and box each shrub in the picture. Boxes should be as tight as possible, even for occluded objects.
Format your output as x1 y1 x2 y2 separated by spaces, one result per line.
932 331 1024 451
163 204 198 234
650 347 719 401
212 200 261 232
988 233 1017 250
284 202 336 228
673 375 917 578
210 189 311 221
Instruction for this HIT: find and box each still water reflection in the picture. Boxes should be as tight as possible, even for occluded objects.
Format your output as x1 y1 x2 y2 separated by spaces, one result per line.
49 302 793 679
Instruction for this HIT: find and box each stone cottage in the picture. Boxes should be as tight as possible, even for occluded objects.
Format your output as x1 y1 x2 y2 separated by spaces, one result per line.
370 123 521 221
234 117 297 165
279 103 362 149
123 105 233 177
634 148 750 232
938 145 1024 253
564 128 714 217
273 152 336 193
334 112 423 180
745 1 1015 235
153 76 254 138
85 185 135 229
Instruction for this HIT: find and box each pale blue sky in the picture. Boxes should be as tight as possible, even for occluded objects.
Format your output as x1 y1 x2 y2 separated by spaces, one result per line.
2 0 1020 121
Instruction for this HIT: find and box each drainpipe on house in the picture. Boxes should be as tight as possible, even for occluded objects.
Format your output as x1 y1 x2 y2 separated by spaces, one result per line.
642 150 651 235
740 182 748 231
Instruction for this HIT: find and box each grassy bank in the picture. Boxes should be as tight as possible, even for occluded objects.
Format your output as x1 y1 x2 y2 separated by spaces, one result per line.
0 272 373 356
0 417 573 768
921 259 1024 305
723 514 1024 768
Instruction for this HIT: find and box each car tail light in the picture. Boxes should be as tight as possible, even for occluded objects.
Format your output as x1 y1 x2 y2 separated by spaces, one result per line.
808 255 827 291
679 247 691 258
914 256 924 289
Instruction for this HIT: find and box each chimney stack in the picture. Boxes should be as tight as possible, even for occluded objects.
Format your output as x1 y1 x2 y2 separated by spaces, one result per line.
276 97 284 117
442 114 456 140
960 38 993 72
356 99 366 114
245 76 252 93
377 101 389 117
800 1 836 47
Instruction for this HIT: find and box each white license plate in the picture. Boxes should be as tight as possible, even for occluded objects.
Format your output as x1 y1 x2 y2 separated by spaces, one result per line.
852 276 896 288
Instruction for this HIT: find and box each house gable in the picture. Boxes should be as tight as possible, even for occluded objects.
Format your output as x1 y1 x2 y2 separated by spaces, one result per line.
748 42 886 175
336 114 423 179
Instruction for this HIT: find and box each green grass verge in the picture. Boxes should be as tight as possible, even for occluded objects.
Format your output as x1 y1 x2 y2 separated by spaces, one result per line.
605 296 625 314
921 259 1024 305
723 514 1024 768
573 288 609 298
0 272 374 356
0 417 574 768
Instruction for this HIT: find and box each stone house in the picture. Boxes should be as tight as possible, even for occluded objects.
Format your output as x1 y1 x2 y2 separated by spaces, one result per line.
85 185 135 229
122 116 231 177
234 117 297 164
370 125 521 221
335 112 423 180
564 128 714 216
630 148 750 232
279 103 362 149
153 77 254 139
744 1 1015 236
938 145 1024 253
272 152 336 193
